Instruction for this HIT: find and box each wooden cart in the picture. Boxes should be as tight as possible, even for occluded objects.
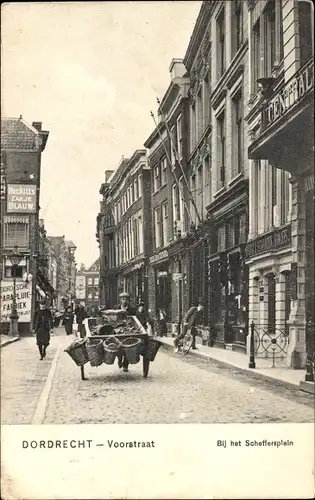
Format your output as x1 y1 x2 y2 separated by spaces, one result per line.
78 311 154 381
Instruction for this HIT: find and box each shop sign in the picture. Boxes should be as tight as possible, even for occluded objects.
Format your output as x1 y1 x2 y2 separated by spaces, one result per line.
149 250 168 265
172 273 183 281
263 59 314 130
7 184 37 213
157 271 168 277
0 281 32 322
246 224 291 259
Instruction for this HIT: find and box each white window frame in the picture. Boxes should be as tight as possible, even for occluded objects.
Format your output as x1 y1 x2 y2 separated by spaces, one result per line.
161 156 167 186
161 201 168 247
154 207 161 249
176 115 183 159
154 165 160 192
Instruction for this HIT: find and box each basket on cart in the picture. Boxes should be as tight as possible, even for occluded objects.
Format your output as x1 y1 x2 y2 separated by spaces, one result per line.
121 337 141 364
103 338 120 365
86 338 104 367
64 338 89 366
144 339 162 361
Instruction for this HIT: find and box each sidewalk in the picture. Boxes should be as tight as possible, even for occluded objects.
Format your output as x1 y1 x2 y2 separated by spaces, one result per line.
157 335 314 394
0 334 20 348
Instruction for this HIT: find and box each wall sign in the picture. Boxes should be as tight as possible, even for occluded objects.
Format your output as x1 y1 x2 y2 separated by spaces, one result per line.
0 281 32 322
7 184 37 213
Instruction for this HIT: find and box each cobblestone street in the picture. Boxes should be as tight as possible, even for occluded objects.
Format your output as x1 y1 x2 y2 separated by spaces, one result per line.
1 328 314 425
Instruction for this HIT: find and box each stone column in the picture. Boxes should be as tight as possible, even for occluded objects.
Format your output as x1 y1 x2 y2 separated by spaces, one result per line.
246 272 260 354
287 177 307 368
275 270 286 327
248 159 257 239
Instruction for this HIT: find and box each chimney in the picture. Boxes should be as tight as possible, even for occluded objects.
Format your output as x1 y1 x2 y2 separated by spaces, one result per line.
32 121 42 131
169 58 186 80
105 170 114 183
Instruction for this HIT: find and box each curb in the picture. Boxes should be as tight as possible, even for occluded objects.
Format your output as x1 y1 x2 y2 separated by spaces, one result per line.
0 336 21 349
158 338 304 392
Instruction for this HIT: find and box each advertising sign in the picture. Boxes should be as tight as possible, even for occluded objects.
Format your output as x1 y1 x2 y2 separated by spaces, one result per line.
0 281 32 322
7 184 37 213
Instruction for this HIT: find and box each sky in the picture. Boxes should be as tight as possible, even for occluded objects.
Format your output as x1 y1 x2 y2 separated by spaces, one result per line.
2 1 201 268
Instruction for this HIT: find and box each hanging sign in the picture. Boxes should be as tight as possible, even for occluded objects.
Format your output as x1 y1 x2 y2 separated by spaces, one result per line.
0 281 32 322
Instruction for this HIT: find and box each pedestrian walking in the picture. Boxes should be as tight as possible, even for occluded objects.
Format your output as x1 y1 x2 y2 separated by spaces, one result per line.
174 299 204 353
117 292 136 372
75 303 88 338
157 308 167 337
63 306 74 335
136 302 155 335
33 298 53 360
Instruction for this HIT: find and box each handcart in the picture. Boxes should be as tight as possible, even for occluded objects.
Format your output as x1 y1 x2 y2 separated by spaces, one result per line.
64 309 162 381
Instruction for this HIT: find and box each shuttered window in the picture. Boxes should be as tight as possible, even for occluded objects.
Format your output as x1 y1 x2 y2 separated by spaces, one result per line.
3 216 29 248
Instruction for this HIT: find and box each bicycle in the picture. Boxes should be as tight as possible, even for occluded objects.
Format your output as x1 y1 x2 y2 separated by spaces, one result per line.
176 326 197 355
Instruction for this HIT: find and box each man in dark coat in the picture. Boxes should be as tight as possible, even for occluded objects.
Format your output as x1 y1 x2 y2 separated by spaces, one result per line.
136 302 154 333
75 303 88 338
117 292 136 372
63 306 74 335
33 298 53 360
174 299 204 352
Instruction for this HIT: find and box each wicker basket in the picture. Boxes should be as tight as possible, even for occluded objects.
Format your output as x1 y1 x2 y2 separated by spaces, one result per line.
86 338 104 367
144 339 162 361
103 340 120 365
121 337 141 364
64 339 89 366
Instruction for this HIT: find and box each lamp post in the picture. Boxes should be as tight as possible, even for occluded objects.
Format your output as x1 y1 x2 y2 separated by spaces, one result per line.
8 246 23 337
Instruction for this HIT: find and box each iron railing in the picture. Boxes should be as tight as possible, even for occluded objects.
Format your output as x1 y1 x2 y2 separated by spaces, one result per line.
249 321 289 368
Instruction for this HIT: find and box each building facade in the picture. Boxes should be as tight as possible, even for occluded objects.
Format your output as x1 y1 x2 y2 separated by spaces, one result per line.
247 0 314 374
37 219 56 304
144 59 191 328
0 117 49 334
48 235 77 310
84 258 100 312
97 151 152 309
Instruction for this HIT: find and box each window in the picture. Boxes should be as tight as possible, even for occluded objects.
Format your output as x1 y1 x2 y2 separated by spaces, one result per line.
3 216 29 248
197 88 203 139
178 177 185 233
217 8 225 78
253 20 261 93
232 89 243 176
138 174 142 197
130 184 134 205
94 277 99 286
4 258 27 278
265 1 276 75
153 165 160 192
154 207 161 248
88 278 93 285
172 184 180 234
139 214 143 254
161 156 167 186
134 178 139 200
170 126 176 165
299 1 313 67
232 0 243 56
217 111 226 187
271 167 278 228
203 76 210 127
204 153 212 208
176 115 183 158
196 165 203 217
161 201 168 247
191 103 196 152
88 293 93 300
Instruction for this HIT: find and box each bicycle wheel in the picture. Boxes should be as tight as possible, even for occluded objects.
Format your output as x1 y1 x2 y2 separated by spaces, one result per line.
182 334 193 355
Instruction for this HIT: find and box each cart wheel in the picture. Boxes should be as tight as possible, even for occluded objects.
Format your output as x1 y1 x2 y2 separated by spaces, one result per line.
80 365 87 380
182 335 193 355
143 358 150 378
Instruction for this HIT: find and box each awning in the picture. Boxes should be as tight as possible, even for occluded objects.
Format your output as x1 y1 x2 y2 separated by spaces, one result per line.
36 269 55 295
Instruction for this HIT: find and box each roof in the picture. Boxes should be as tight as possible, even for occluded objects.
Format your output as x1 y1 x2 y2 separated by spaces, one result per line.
1 116 49 151
65 240 77 249
87 257 100 272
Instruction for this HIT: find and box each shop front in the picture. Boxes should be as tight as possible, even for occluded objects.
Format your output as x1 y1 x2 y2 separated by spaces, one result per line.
119 258 148 308
168 239 188 331
207 182 248 351
148 250 172 322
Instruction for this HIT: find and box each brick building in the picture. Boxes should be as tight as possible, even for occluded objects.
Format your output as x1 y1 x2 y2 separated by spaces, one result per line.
0 117 49 334
97 151 152 309
247 0 314 375
48 236 77 310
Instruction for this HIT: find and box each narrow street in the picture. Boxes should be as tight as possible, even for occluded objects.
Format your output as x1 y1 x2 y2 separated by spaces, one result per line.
1 328 313 425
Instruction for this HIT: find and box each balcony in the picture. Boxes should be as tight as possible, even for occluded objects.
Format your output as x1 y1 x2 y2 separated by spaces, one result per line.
248 58 314 174
245 224 291 260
